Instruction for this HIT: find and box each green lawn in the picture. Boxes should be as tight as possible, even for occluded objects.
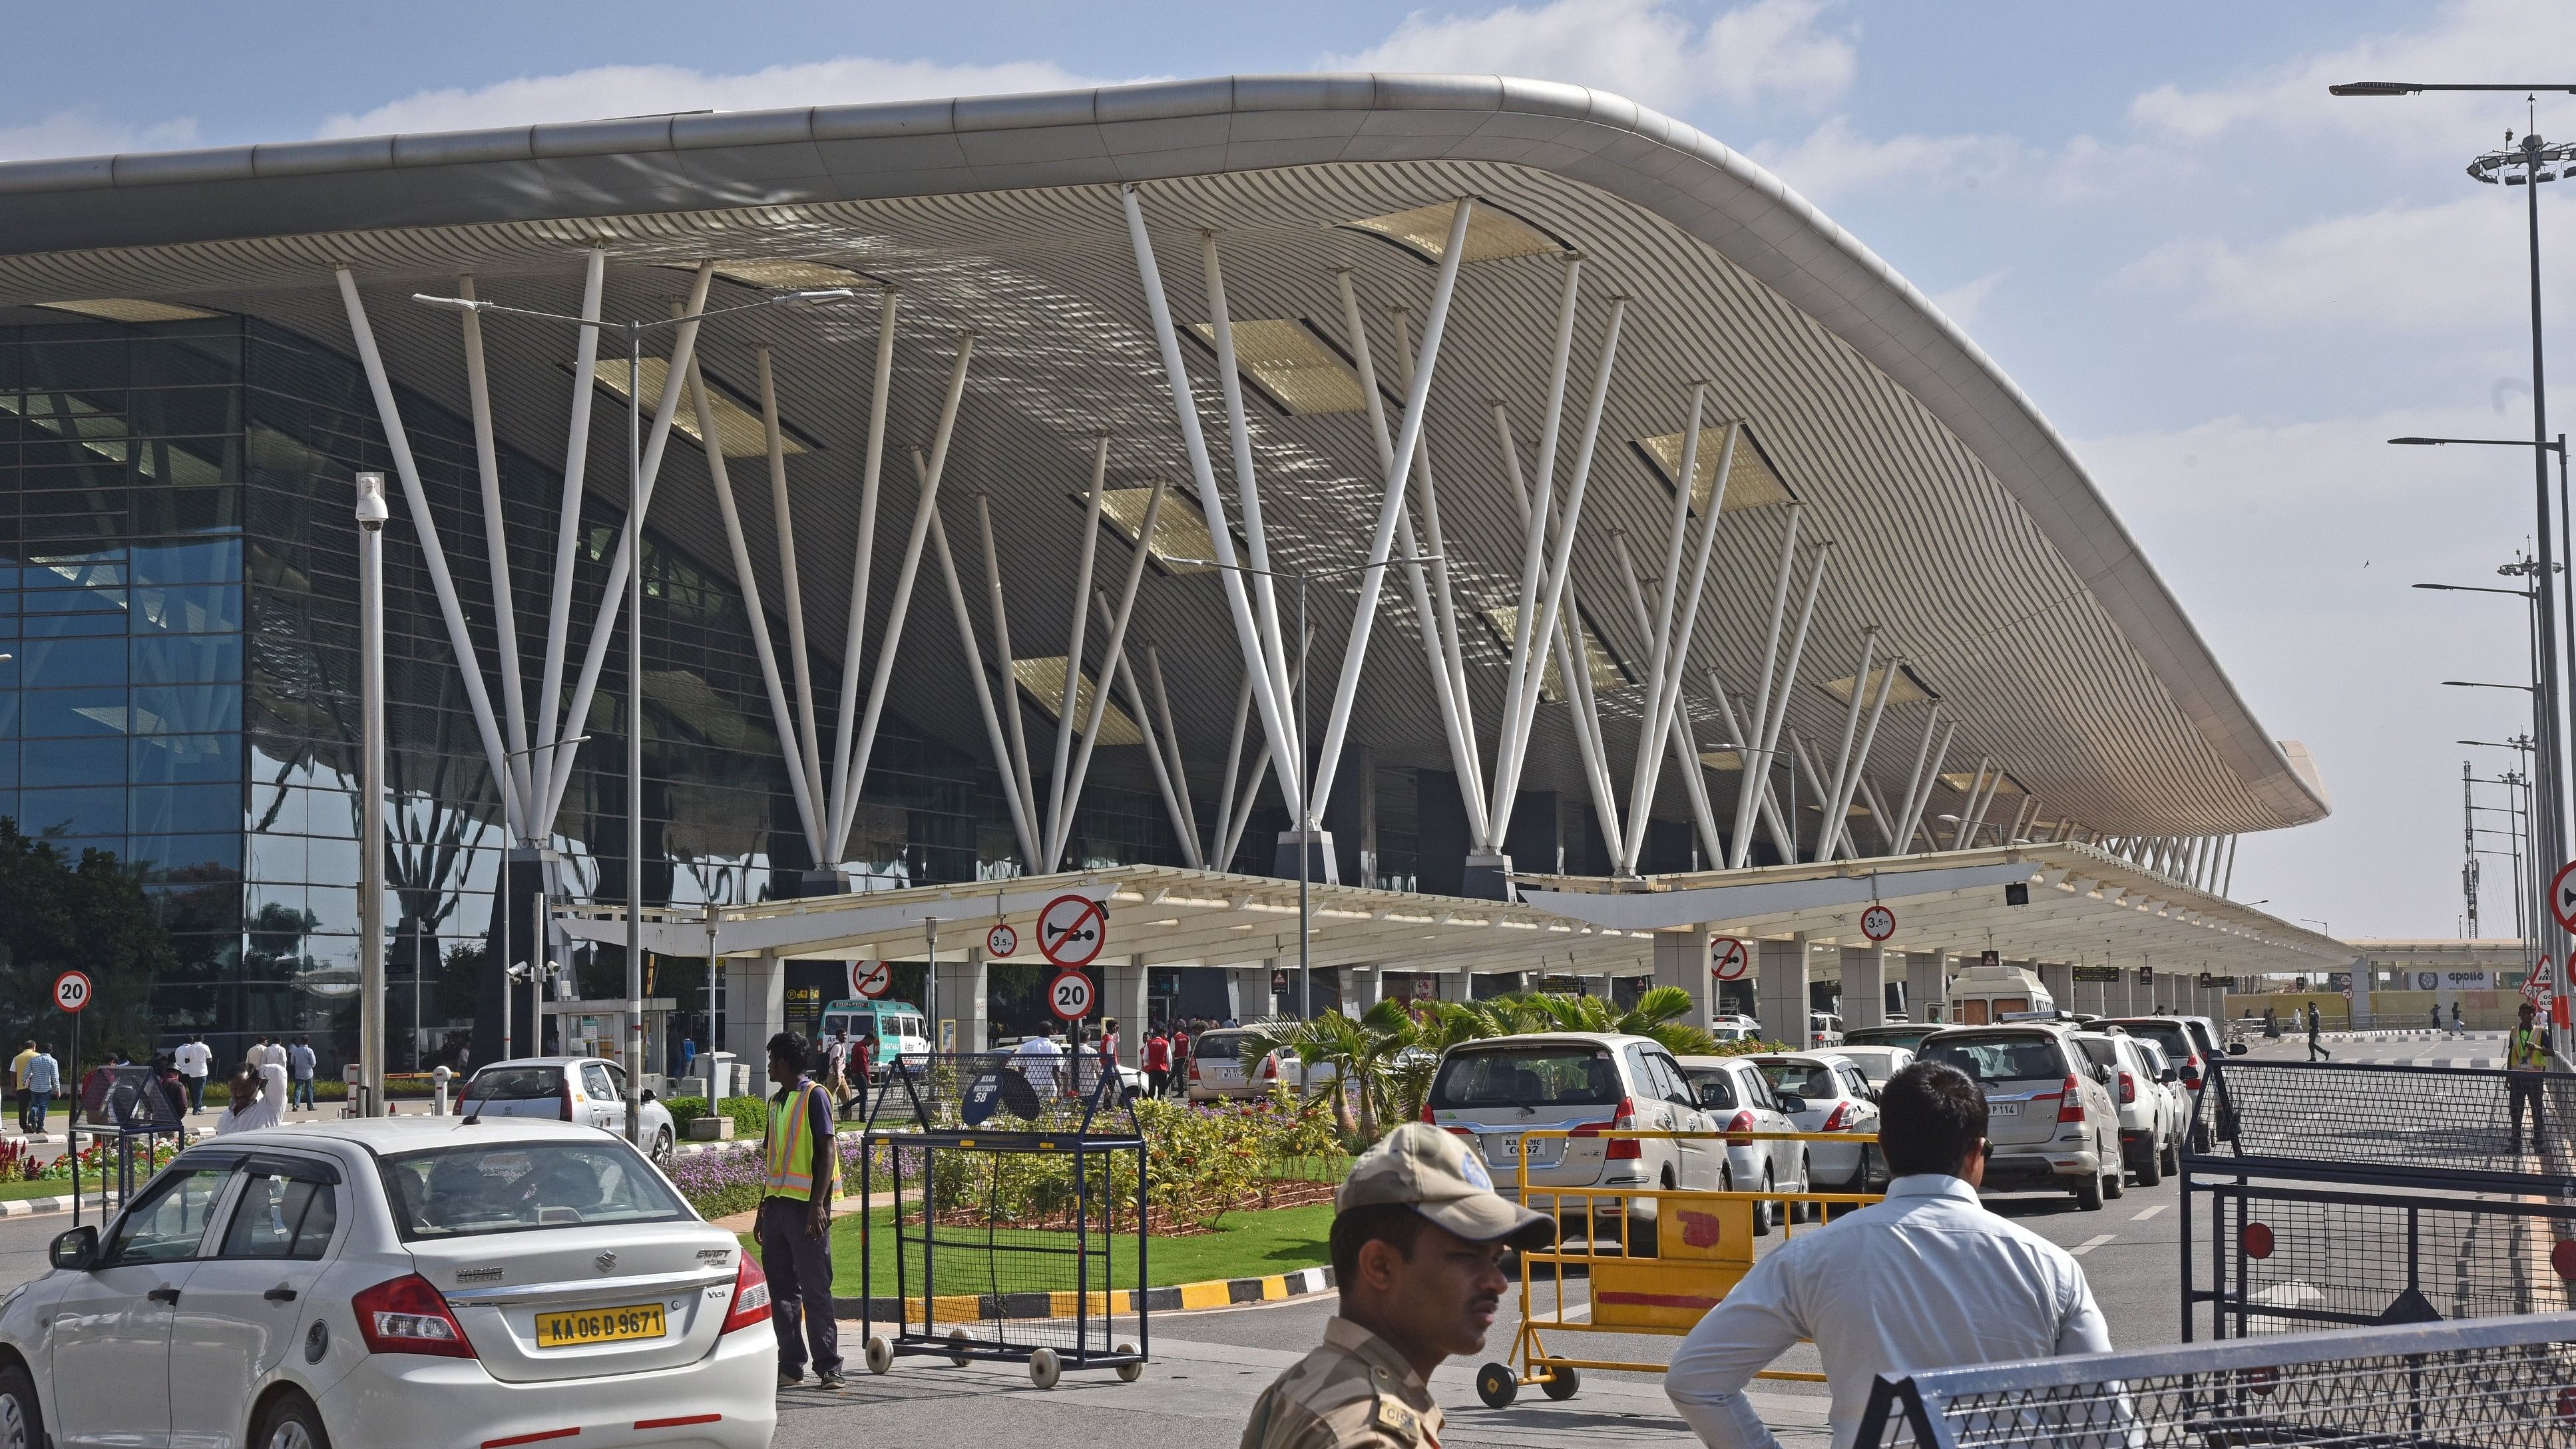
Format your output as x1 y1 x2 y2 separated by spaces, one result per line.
740 1202 1335 1293
0 1177 79 1203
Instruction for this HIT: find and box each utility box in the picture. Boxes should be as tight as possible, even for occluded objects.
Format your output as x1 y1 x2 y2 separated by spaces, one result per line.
686 1116 735 1141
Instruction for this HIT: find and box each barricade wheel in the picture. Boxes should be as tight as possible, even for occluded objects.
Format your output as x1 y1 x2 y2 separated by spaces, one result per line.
1476 1362 1518 1409
1115 1343 1143 1383
1030 1348 1062 1389
865 1335 894 1374
1540 1363 1580 1400
948 1329 973 1367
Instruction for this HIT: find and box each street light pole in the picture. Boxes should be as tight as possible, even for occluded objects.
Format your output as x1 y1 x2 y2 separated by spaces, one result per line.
355 471 389 1116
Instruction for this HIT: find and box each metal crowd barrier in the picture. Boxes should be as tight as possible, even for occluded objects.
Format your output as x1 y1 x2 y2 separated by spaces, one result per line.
1856 1309 2576 1448
2183 1058 2576 1340
1473 1126 1882 1409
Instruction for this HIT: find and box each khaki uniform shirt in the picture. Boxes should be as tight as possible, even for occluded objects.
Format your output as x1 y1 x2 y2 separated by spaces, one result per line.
1241 1317 1443 1449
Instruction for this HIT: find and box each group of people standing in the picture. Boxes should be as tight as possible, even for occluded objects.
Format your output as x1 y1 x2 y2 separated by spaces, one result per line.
1139 1018 1229 1098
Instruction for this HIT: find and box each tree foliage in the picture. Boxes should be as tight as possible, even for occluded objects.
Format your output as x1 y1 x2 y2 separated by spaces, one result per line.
0 820 177 1064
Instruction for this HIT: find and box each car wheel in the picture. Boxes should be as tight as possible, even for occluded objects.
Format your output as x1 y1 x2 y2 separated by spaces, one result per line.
2103 1158 2125 1199
1795 1153 1815 1222
2161 1136 2181 1175
2133 1141 2162 1187
1752 1169 1776 1237
0 1361 45 1449
254 1391 333 1449
2074 1169 2105 1211
650 1126 674 1165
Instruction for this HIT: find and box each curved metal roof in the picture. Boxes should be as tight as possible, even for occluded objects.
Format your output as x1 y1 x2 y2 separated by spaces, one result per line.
0 73 2329 841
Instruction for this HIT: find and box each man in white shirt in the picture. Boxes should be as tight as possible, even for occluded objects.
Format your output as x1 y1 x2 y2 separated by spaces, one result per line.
1665 1060 2111 1449
172 1035 212 1114
1011 1033 1064 1097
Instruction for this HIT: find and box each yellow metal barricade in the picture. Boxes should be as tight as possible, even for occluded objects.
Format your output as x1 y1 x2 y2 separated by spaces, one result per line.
1475 1128 1881 1408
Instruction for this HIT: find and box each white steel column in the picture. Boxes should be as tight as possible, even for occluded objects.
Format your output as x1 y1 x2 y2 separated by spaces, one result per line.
1605 531 1726 867
755 345 826 819
1620 410 1735 874
1821 654 1900 861
1731 528 1828 867
974 494 1041 845
926 509 1040 866
831 333 976 861
455 274 535 833
333 270 513 815
1046 439 1110 853
689 360 825 856
535 248 606 805
825 290 900 854
1488 261 1586 846
1122 185 1301 822
1144 643 1205 869
1310 199 1475 813
1050 481 1167 868
1814 629 1879 861
1094 596 1198 869
1201 235 1299 775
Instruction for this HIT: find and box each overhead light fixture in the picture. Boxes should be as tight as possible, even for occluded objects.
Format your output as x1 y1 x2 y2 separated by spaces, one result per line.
1698 748 1747 771
587 358 812 457
1940 770 2025 795
1185 318 1367 415
1479 604 1631 702
1342 198 1567 264
1010 657 1143 745
1090 485 1237 576
32 299 222 323
1632 425 1795 513
665 258 883 294
1822 662 1936 707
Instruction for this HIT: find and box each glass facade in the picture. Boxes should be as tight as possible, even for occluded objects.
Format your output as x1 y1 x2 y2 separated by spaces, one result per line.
0 314 1191 1074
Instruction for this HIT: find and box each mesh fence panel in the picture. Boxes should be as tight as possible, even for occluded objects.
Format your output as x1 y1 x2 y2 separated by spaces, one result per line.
2194 1060 2576 1192
1863 1314 2576 1448
867 1051 1134 1135
2199 1183 2576 1336
881 1138 1144 1356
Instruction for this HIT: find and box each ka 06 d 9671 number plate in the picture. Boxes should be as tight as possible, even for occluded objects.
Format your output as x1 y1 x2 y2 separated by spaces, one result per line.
535 1302 666 1348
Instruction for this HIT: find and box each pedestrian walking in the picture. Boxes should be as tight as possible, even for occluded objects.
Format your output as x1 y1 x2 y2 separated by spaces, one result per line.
286 1036 318 1110
2509 998 2553 1153
2306 1001 2330 1062
2430 1004 2443 1034
9 1041 33 1134
1172 1022 1193 1096
1239 1123 1552 1449
174 1034 211 1113
758 1030 842 1390
1665 1062 2111 1447
264 1036 289 1072
21 1044 59 1142
678 1032 699 1086
1144 1028 1172 1099
2452 1002 2467 1039
821 1031 850 1114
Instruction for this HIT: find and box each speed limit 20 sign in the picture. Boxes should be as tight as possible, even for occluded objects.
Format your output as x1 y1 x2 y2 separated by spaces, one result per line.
52 971 91 1014
1047 971 1096 1021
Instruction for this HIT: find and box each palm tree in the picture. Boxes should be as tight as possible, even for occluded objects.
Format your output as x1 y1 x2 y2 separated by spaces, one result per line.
1237 1011 1374 1136
1493 985 1721 1056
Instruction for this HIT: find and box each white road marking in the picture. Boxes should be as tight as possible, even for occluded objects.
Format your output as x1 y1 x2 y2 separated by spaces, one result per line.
2069 1233 2117 1256
2129 1204 2165 1221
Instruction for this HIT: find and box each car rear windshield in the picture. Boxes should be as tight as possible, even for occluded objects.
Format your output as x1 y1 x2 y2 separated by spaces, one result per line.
464 1066 562 1101
1430 1046 1619 1108
1923 1036 2067 1084
378 1140 689 1241
2075 1038 2119 1071
2113 1022 2195 1062
1682 1068 1737 1109
1842 1027 1932 1050
1194 1032 1249 1061
1758 1062 1838 1098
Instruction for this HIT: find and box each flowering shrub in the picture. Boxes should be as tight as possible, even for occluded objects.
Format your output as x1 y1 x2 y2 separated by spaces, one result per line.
40 1139 178 1182
0 1139 31 1182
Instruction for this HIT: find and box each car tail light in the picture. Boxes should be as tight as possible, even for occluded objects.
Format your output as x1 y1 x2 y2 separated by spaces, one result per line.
2117 1070 2136 1105
720 1252 771 1335
558 1078 575 1123
1819 1100 1851 1132
1725 1110 1756 1134
1188 1059 1201 1084
1260 1054 1277 1082
2183 1054 2203 1090
353 1274 476 1358
1573 1097 1643 1159
2057 1074 2085 1124
1420 1101 1437 1124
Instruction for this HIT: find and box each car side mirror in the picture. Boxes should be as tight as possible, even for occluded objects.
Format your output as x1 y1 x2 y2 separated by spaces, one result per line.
2159 1069 2179 1084
2227 1043 2249 1056
49 1225 96 1272
1778 1094 1809 1114
641 1090 657 1103
2095 1064 2114 1086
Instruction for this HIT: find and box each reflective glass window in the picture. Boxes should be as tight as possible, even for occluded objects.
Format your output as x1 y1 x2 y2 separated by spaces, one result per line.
28 735 122 787
20 688 126 736
19 786 124 837
132 538 239 588
18 638 124 689
132 583 239 634
134 833 242 878
21 613 124 638
133 684 240 735
132 783 239 836
133 733 240 785
133 634 240 686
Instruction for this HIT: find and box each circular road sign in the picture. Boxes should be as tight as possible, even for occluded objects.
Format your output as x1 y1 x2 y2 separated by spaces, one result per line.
1412 974 1435 1002
51 971 90 1014
851 959 893 1000
1048 970 1096 1021
1037 893 1108 969
1711 936 1751 982
986 922 1020 958
1860 905 1896 942
2554 859 2576 934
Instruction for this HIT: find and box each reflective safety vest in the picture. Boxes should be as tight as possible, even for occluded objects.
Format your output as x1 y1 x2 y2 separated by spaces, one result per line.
2511 1026 2552 1072
763 1079 835 1201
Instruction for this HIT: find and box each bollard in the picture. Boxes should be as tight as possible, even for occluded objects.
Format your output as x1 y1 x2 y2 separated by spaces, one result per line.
433 1064 451 1116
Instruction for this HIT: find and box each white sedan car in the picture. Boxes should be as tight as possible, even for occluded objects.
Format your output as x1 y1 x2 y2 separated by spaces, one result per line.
9 1118 774 1449
461 1056 680 1165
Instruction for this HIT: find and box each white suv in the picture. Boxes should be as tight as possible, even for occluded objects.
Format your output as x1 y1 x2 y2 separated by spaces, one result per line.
1918 1024 2125 1211
1424 1033 1720 1253
2073 1031 2175 1187
9 1118 773 1448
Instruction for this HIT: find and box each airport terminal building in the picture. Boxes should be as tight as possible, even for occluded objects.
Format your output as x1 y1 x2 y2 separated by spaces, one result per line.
0 74 2346 1072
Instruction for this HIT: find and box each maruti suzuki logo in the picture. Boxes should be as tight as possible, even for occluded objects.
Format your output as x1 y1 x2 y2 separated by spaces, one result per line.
595 1251 618 1273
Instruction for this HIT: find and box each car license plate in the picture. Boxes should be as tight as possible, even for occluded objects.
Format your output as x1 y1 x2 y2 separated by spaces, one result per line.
535 1303 666 1348
1988 1101 2020 1118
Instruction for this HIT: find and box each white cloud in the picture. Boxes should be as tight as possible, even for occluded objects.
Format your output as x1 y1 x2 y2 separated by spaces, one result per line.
1325 0 1854 114
0 108 198 162
320 56 1119 138
1928 270 2006 328
2129 0 2576 156
2120 191 2559 331
1748 114 2020 203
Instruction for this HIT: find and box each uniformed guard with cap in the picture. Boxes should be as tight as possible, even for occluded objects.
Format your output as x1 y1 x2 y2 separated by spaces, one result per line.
1241 1122 1555 1449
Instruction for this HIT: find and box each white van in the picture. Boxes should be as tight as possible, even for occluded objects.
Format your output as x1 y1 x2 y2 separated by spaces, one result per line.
1946 964 2055 1026
816 999 931 1081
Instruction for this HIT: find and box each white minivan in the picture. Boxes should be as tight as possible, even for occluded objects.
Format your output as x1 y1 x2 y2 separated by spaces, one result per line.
1424 1033 1721 1253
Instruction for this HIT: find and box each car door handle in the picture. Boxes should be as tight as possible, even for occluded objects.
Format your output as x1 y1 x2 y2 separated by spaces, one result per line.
264 1287 298 1303
147 1287 180 1305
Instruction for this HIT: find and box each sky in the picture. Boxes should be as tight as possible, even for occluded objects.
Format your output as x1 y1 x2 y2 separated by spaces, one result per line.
9 0 2575 942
